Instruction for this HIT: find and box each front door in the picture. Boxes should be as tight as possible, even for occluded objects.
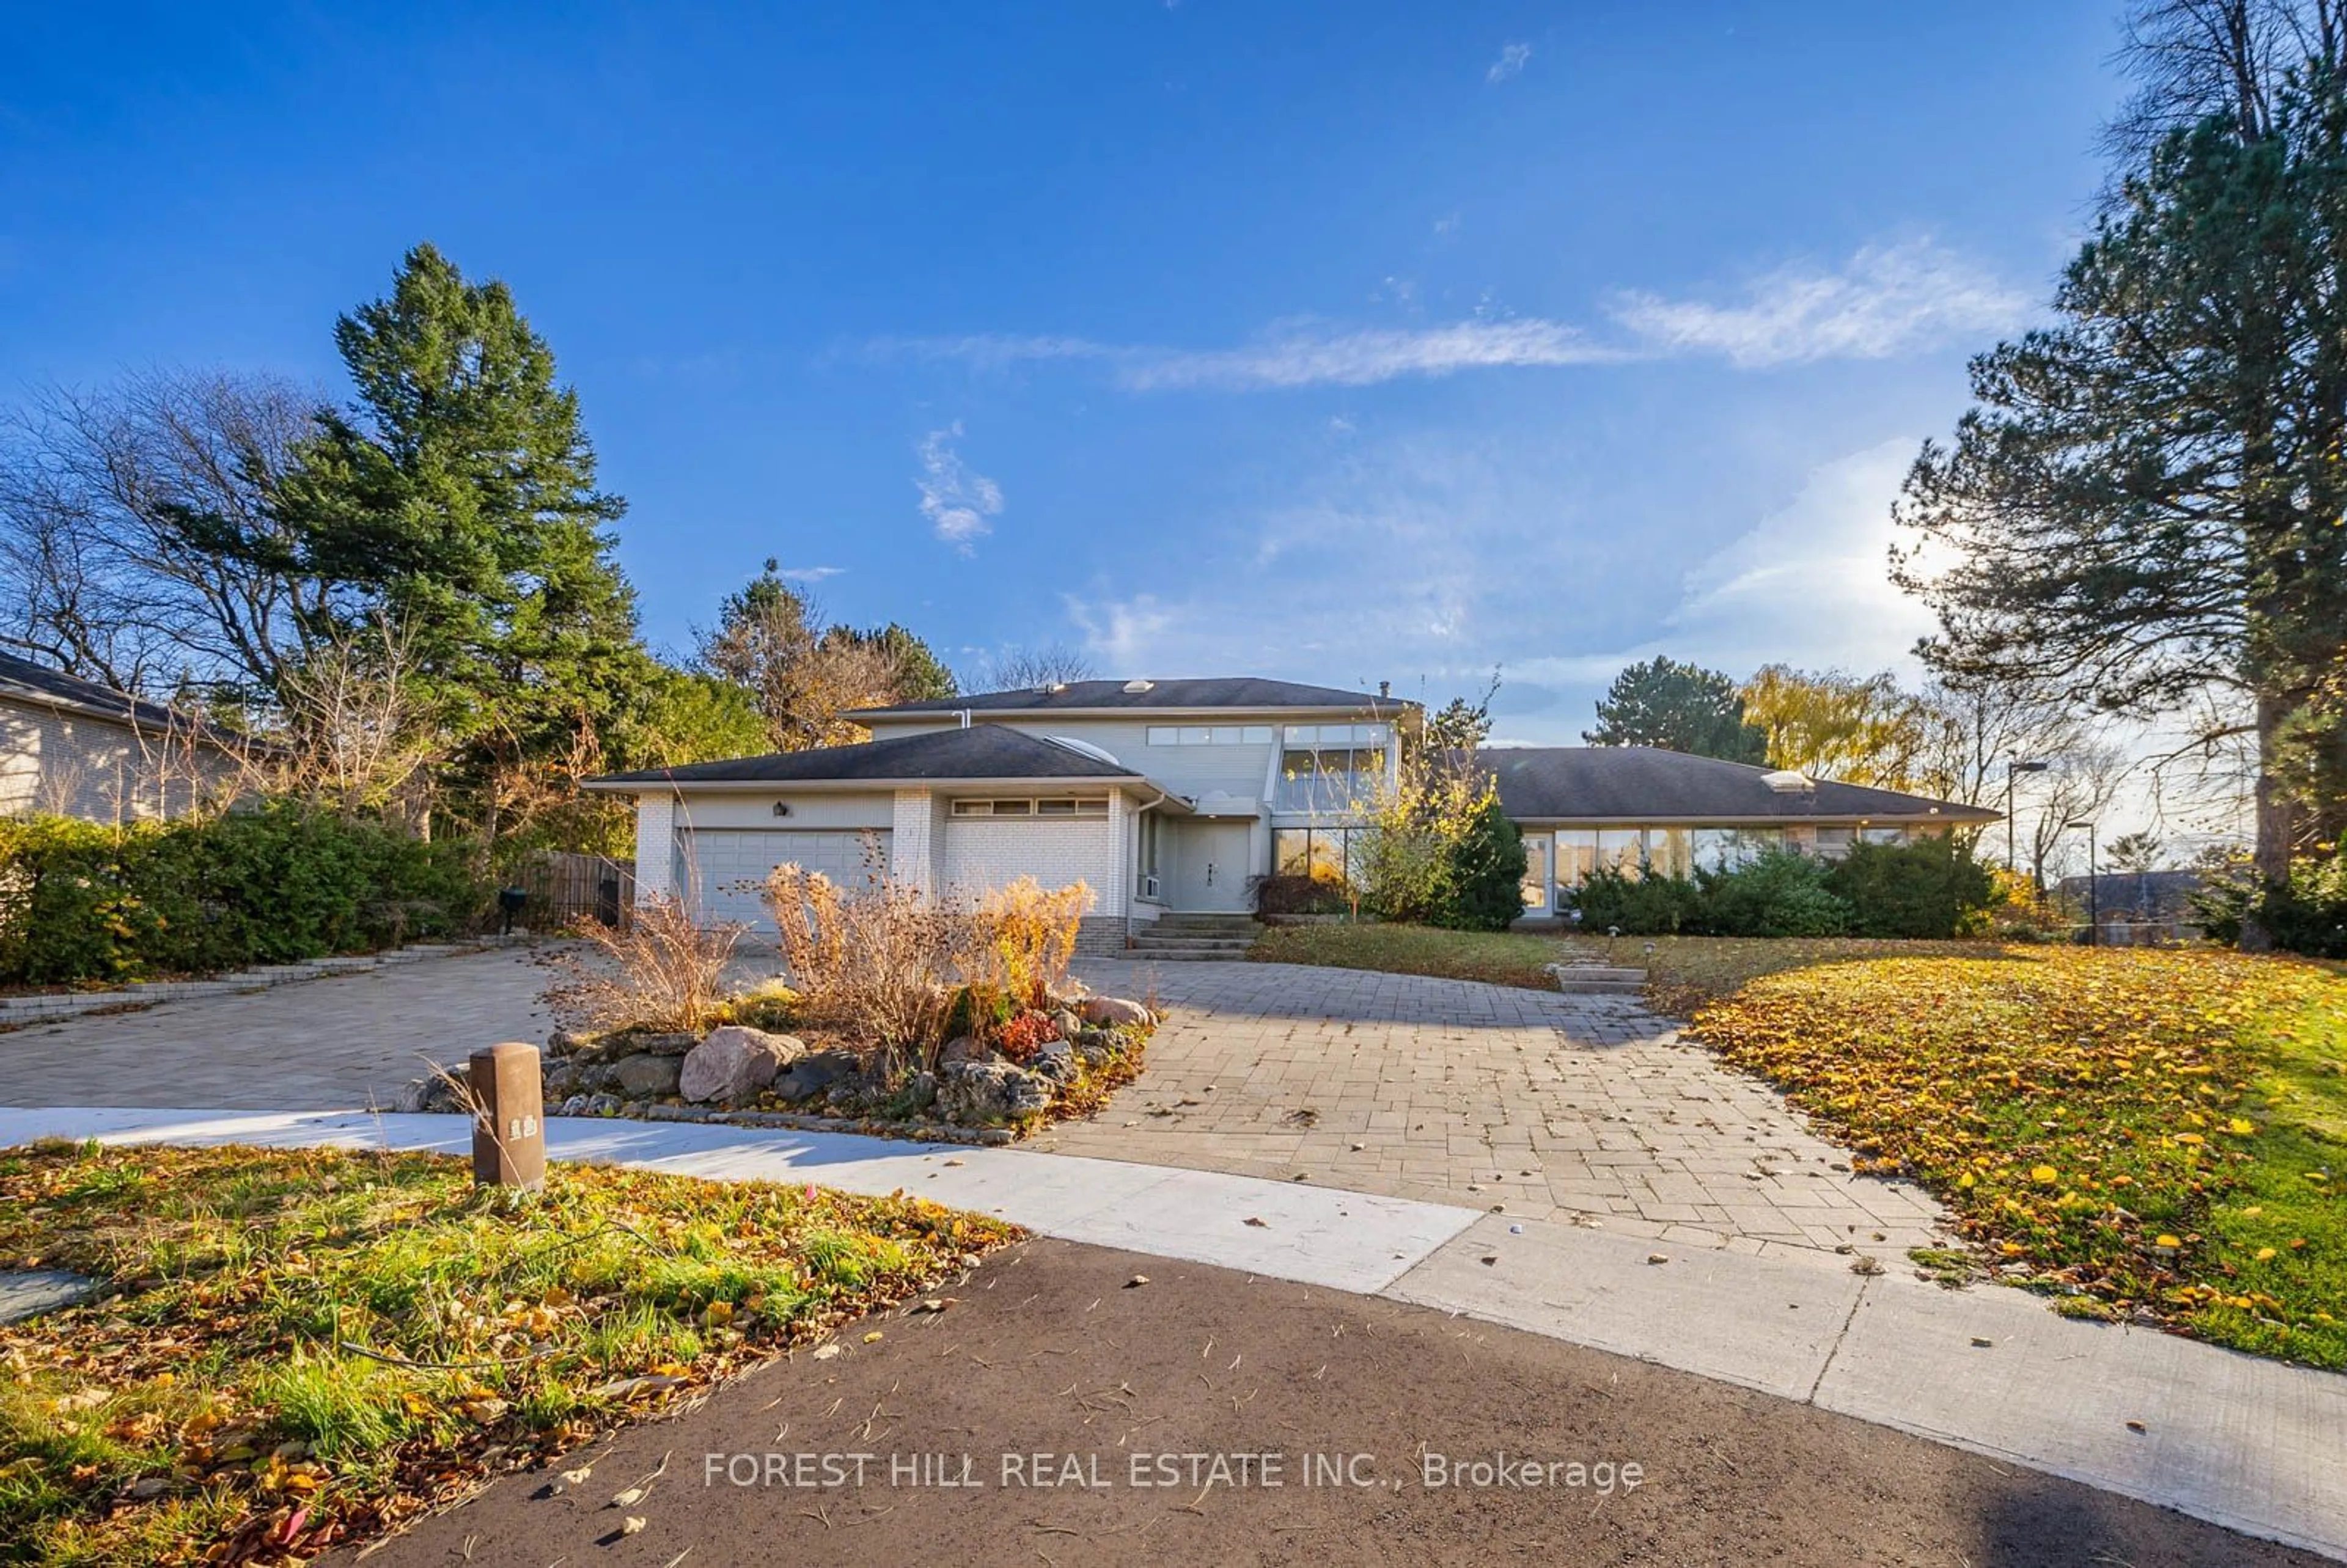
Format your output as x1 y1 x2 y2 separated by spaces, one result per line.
1171 820 1252 912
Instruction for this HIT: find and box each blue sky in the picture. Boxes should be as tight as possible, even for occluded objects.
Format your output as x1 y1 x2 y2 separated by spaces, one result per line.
1 2 2123 742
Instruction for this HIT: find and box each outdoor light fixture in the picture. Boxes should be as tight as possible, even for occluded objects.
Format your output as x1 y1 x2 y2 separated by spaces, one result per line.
2066 818 2098 946
2006 759 2051 872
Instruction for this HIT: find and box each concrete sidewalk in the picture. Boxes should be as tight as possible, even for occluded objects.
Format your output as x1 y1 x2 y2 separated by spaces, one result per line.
4 1106 2341 1561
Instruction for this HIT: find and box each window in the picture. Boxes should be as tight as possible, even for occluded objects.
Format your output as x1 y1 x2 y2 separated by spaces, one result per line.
1521 834 1552 908
1273 742 1387 813
1276 826 1359 886
951 797 1106 818
1282 723 1388 746
1691 827 1783 870
1147 725 1277 746
1594 828 1645 880
1813 826 1854 858
1554 829 1598 890
1861 826 1906 845
1139 813 1162 899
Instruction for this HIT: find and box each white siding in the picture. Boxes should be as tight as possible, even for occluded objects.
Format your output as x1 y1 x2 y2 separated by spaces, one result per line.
633 795 676 905
0 700 237 822
938 814 1122 916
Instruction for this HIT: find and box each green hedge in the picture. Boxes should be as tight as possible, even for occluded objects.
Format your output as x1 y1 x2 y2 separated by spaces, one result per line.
0 804 491 986
2194 855 2347 958
1570 835 1997 940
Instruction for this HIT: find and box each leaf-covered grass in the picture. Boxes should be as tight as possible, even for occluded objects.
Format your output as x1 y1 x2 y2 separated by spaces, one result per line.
1247 923 1575 990
1246 920 1989 1013
1618 934 2004 1016
0 1141 1016 1565
1688 948 2347 1368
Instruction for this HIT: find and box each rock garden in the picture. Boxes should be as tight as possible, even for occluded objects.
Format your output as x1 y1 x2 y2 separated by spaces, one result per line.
400 870 1157 1143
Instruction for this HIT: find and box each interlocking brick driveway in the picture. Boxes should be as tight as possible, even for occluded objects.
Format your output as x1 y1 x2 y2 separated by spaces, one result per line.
2 945 1949 1263
1048 958 1950 1261
0 948 554 1110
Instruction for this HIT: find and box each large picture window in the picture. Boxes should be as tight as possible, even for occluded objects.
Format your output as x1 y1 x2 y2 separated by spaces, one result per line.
1276 746 1379 816
1274 826 1362 884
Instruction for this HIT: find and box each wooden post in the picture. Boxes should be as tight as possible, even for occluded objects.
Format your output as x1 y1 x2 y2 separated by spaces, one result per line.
469 1041 545 1190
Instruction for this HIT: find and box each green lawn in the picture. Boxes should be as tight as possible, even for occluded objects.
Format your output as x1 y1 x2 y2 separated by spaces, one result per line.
0 1141 1015 1566
1691 948 2347 1368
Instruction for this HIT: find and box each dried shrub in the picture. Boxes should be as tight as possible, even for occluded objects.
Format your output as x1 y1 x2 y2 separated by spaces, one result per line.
544 893 742 1033
765 861 979 1074
964 876 1095 1007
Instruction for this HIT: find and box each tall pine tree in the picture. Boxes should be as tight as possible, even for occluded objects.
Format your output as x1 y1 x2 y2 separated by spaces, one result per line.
1896 29 2347 884
279 244 645 842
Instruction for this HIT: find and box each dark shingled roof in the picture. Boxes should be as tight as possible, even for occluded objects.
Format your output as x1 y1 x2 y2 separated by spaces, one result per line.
589 725 1142 787
852 676 1405 718
1485 746 1999 824
0 650 192 730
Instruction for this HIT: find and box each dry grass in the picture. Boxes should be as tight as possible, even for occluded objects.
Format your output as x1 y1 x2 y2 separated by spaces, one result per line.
542 893 743 1033
765 863 976 1071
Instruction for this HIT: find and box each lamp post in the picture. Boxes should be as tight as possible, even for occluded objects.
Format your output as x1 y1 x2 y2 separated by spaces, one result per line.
2005 760 2049 873
2066 818 2098 947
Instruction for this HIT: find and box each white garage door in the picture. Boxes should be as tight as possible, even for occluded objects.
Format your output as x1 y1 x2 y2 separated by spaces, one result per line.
676 829 890 931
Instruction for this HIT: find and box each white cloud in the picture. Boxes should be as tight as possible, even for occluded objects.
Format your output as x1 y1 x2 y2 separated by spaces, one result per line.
880 240 2030 392
914 423 1004 554
1120 317 1615 389
1486 42 1532 82
1606 240 2033 367
1506 439 1937 693
770 564 845 582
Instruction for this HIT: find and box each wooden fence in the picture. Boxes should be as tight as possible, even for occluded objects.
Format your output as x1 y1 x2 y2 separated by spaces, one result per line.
517 851 635 928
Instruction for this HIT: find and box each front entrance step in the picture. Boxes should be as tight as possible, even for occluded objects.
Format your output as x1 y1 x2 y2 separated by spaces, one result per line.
1123 945 1255 961
1147 914 1258 929
1546 962 1648 997
1129 932 1257 949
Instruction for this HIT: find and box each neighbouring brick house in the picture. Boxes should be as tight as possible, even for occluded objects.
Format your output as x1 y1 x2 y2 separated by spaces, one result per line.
0 651 249 822
587 675 1997 950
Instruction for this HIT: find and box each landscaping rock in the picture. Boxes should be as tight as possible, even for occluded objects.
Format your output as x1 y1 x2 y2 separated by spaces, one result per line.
1049 1007 1084 1039
1032 1039 1078 1085
557 1092 625 1117
0 1269 95 1325
936 1060 1053 1124
938 1034 988 1067
1080 995 1151 1028
631 1031 699 1058
393 1073 469 1113
679 1025 805 1104
906 1071 938 1112
545 1030 590 1057
609 1053 683 1098
770 1048 863 1104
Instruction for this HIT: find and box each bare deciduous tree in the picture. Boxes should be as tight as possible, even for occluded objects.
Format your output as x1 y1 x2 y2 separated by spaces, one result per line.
0 368 331 700
975 644 1097 692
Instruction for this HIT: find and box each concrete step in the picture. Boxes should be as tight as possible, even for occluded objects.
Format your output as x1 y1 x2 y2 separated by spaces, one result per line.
1552 966 1647 984
1130 938 1256 953
1555 979 1645 996
1123 945 1255 961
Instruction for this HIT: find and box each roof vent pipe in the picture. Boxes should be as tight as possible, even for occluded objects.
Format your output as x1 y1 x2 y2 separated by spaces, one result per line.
1378 680 1390 699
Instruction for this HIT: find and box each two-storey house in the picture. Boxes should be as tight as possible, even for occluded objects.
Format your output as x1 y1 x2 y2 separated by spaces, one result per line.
586 674 1994 949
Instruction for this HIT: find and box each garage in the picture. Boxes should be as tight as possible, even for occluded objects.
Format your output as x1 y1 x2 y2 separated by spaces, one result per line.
675 827 890 931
